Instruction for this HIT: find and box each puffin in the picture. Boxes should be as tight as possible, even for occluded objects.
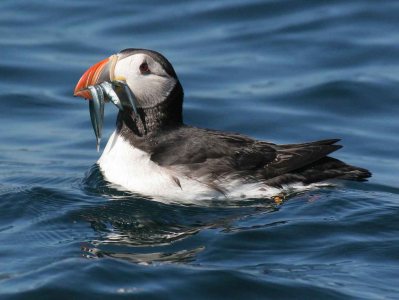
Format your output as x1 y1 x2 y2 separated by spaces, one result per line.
74 49 371 200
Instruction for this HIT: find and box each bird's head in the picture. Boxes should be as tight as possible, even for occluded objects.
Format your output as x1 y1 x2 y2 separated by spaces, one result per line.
74 49 180 109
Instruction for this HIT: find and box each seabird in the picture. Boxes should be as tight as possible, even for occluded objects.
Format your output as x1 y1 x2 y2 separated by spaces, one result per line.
74 49 371 200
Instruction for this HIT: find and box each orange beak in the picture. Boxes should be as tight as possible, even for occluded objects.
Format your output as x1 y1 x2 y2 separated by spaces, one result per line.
74 55 118 100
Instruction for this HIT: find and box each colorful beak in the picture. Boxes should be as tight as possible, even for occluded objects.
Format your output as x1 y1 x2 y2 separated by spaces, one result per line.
74 55 118 100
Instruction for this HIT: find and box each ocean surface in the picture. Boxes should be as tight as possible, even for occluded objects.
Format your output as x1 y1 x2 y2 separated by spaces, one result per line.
1 0 399 299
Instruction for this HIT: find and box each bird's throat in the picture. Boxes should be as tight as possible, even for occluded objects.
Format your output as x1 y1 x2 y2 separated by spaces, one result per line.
116 81 184 138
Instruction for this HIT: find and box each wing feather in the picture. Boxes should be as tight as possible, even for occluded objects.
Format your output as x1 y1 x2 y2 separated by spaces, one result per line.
148 127 343 182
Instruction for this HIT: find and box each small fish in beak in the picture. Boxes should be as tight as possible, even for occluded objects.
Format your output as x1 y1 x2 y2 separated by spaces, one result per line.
99 81 123 110
87 85 104 152
113 78 139 115
74 55 139 151
86 80 139 151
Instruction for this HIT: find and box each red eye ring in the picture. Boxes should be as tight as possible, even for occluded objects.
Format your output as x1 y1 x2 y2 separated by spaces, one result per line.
139 62 149 73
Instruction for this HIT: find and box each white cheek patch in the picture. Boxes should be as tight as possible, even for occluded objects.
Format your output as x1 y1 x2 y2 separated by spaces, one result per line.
114 54 177 108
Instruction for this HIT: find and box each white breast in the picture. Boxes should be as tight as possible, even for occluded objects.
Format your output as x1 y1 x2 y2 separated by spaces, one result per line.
98 131 317 202
98 131 217 200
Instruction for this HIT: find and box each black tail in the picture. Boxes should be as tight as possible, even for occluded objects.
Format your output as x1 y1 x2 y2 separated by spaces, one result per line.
263 139 371 188
294 157 372 183
265 157 371 188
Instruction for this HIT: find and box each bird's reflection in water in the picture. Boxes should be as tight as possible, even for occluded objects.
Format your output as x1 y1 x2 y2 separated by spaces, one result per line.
78 196 284 265
78 165 309 265
81 245 206 265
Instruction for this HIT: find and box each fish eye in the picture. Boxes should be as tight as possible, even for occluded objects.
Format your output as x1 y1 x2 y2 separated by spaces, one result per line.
139 62 150 73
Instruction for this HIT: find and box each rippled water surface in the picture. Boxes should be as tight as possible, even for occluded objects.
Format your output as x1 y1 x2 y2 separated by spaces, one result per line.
1 1 399 299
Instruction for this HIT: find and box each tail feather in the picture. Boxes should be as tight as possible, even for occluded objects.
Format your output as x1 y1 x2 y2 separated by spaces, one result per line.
265 157 371 188
295 157 372 182
335 168 372 182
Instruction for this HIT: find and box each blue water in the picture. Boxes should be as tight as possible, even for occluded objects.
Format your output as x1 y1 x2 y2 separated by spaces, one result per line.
1 0 399 299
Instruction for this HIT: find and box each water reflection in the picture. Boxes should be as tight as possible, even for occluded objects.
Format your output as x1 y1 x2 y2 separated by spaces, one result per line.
78 166 293 264
81 245 206 265
79 203 278 264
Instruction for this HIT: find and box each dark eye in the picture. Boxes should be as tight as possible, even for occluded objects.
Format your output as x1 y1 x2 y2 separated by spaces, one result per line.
139 62 149 73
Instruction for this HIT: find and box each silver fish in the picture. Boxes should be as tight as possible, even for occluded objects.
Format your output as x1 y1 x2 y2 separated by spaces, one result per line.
88 85 104 152
86 79 138 151
99 81 123 110
114 79 139 116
